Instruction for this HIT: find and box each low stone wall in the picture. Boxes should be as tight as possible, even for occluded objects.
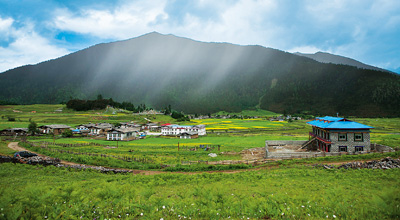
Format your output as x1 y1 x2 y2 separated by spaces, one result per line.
265 140 307 146
267 150 374 159
371 143 395 152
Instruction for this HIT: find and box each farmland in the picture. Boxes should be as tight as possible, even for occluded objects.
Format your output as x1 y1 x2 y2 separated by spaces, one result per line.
0 104 400 219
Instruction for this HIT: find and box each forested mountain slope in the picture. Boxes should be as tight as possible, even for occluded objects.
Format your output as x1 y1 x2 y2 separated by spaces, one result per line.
0 32 399 116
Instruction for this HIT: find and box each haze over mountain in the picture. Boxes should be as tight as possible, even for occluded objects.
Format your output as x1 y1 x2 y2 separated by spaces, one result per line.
294 52 392 73
0 32 399 117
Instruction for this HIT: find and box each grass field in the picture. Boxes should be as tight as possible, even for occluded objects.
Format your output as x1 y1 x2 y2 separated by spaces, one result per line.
214 108 281 117
1 105 400 219
0 163 399 219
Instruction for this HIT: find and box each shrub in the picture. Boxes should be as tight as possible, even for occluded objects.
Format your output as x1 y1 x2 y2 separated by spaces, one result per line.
62 129 73 137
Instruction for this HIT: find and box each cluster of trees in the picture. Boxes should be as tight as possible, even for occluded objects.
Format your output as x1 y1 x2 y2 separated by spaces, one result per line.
171 111 190 121
0 100 17 105
66 95 151 113
65 95 193 120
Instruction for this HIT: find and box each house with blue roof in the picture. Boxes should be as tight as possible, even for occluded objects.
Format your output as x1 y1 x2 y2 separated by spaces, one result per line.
306 116 373 153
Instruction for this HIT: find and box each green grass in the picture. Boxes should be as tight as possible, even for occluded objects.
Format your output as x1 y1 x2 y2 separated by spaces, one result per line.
0 104 180 129
0 140 17 156
214 108 281 117
1 105 400 219
0 163 399 219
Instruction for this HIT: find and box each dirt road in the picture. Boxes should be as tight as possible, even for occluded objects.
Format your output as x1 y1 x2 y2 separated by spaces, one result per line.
6 142 381 175
7 142 28 152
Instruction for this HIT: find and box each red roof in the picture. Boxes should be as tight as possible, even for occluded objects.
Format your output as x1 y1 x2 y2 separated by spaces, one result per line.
161 123 172 126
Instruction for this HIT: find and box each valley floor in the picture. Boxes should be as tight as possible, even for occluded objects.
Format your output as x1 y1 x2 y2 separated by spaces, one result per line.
1 105 399 219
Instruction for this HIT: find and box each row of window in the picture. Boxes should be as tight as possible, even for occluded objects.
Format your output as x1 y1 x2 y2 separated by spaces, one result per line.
162 129 198 132
338 133 363 142
339 146 364 152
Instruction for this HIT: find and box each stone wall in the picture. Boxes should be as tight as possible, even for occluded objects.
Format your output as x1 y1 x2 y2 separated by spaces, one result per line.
265 140 307 146
371 143 395 152
330 132 371 152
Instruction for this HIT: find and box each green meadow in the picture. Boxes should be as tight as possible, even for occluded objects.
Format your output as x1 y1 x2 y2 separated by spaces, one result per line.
0 163 399 219
1 104 400 219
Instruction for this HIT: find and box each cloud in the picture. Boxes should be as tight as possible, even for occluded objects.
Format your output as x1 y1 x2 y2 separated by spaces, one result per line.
1 0 399 72
0 16 69 72
287 46 326 54
51 0 281 49
53 0 169 39
0 17 13 33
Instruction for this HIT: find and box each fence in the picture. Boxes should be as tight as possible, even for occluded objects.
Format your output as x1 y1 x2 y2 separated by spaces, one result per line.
178 144 221 151
267 150 393 159
182 158 270 166
24 141 152 164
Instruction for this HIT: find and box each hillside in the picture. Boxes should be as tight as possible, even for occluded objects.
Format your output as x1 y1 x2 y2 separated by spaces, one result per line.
0 32 399 117
294 51 392 73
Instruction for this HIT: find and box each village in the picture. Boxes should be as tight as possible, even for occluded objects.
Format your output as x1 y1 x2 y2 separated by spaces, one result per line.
1 106 399 220
1 111 394 161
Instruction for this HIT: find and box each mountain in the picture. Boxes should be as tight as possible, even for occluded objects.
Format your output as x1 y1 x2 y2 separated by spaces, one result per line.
0 32 399 117
294 51 392 73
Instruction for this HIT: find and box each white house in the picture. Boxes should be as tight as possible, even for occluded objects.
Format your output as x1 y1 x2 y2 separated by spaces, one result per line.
161 124 206 136
85 123 113 135
180 132 199 139
39 124 71 135
106 128 138 141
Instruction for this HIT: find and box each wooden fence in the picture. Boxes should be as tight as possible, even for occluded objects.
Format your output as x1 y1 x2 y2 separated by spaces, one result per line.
24 141 152 163
182 158 270 166
32 141 107 148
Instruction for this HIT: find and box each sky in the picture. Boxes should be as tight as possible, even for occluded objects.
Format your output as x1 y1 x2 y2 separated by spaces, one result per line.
0 0 399 73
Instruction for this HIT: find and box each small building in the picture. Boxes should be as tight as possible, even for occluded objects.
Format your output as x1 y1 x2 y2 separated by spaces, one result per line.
0 128 28 136
142 123 160 132
39 124 71 135
106 128 138 141
85 123 113 136
307 116 373 153
119 122 141 129
161 124 206 136
180 132 199 139
71 128 90 135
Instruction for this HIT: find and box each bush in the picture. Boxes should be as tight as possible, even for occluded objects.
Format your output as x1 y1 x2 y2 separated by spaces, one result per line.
62 129 73 137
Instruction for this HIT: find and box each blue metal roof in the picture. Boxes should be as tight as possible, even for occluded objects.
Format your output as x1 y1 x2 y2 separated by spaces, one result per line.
316 116 344 122
307 117 373 129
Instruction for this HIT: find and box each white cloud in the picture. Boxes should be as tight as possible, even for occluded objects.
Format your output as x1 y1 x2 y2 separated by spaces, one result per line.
52 0 278 46
53 0 168 39
1 0 399 72
287 46 325 54
0 17 13 32
0 17 69 72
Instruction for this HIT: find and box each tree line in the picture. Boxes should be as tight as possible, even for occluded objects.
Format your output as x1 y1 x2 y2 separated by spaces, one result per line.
66 95 150 112
66 95 189 121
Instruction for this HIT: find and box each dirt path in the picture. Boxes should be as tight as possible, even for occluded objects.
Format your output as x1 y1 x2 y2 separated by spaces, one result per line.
5 142 383 175
7 142 28 152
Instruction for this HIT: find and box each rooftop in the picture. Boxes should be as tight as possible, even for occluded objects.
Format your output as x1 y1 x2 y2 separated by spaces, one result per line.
307 117 373 129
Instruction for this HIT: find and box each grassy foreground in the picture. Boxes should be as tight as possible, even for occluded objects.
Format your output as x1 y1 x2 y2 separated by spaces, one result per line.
0 163 399 220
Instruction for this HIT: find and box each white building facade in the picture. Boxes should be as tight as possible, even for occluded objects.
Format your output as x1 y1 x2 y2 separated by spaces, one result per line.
161 124 206 136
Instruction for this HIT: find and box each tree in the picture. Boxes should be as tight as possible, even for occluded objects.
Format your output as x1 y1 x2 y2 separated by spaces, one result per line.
28 121 38 135
62 129 73 137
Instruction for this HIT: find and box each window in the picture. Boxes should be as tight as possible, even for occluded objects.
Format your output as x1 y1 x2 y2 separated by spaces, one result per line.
338 133 347 141
354 133 363 142
355 146 364 152
339 146 347 152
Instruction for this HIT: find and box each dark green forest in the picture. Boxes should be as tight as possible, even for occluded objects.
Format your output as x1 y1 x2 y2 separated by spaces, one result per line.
0 32 399 117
